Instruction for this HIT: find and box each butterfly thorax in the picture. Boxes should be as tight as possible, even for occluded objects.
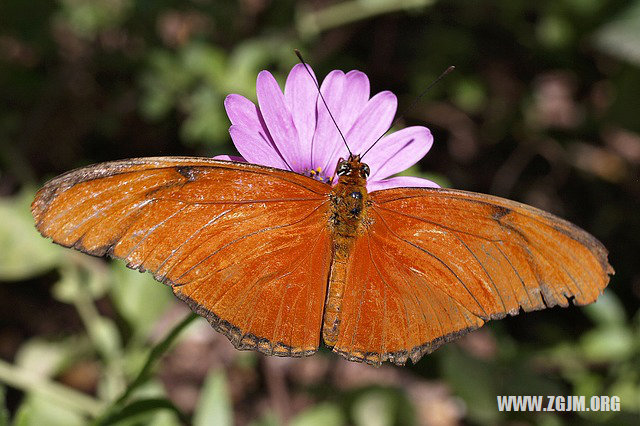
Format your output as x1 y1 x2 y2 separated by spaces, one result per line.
328 155 371 236
324 155 372 348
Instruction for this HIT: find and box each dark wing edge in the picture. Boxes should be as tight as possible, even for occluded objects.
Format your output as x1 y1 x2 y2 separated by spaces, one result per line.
175 292 319 358
334 325 480 367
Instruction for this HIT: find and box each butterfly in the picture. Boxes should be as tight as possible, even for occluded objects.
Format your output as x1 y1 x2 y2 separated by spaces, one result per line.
31 153 613 366
31 62 613 366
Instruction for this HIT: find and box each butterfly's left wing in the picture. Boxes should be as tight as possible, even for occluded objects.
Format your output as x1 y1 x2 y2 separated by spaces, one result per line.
32 157 333 356
332 187 613 366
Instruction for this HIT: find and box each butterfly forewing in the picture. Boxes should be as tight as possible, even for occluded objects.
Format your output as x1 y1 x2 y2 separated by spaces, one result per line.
32 157 333 356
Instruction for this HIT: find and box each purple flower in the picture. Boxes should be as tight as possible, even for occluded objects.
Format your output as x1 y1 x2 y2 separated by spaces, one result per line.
216 64 439 191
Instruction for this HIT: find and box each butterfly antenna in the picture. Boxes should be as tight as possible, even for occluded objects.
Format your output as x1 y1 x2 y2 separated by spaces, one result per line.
294 49 352 157
360 65 455 160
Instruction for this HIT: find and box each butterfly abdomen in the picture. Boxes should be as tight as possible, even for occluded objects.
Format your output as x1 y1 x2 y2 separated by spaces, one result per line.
322 236 352 346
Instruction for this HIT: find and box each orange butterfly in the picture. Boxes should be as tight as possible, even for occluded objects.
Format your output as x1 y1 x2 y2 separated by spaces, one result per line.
31 64 613 366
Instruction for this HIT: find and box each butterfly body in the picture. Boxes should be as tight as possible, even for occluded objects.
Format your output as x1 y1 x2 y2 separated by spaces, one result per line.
324 155 372 347
32 156 612 366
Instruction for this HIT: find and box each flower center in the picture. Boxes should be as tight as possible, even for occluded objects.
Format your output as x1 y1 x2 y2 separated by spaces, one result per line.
305 167 334 184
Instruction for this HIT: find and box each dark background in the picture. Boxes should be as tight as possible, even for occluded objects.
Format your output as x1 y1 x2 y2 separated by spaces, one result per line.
1 0 638 425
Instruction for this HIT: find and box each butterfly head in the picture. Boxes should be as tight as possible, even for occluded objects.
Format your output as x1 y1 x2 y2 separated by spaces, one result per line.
336 155 370 181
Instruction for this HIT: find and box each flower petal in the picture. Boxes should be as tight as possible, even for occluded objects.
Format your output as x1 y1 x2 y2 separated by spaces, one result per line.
367 176 440 192
346 91 397 155
224 94 285 166
321 91 397 176
285 64 318 164
312 71 371 173
341 70 370 130
311 70 346 170
213 155 246 162
366 126 433 181
224 94 263 129
228 125 289 169
256 71 302 171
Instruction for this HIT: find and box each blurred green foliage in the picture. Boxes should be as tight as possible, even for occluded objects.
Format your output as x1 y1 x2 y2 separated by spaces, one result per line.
1 0 639 425
0 190 60 280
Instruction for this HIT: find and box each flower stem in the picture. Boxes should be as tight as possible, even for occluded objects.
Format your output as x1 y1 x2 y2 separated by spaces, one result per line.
92 312 198 425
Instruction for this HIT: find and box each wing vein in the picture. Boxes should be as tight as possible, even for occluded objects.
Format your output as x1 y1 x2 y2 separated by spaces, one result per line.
377 241 436 344
44 174 160 226
123 202 189 261
156 206 240 279
495 243 535 307
367 237 413 354
173 201 328 283
374 205 499 241
153 197 326 205
455 236 508 314
374 209 490 319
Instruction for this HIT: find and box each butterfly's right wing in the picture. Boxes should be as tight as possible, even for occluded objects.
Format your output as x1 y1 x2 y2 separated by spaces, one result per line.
32 157 333 356
331 187 613 366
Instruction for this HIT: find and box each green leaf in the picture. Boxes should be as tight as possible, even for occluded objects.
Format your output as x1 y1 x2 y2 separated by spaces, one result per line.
0 190 60 281
593 0 640 66
248 411 280 426
440 347 499 424
183 43 226 85
290 403 344 426
109 262 173 339
296 0 436 39
14 336 89 378
453 78 486 113
91 316 123 362
13 393 85 426
139 50 194 119
565 0 603 17
52 261 109 303
225 38 297 94
193 370 233 426
573 372 602 398
582 291 627 327
580 327 634 362
94 313 198 425
181 86 227 145
94 398 186 426
0 386 9 426
536 14 573 49
352 390 395 426
609 374 640 411
51 263 88 304
118 313 198 402
56 0 134 40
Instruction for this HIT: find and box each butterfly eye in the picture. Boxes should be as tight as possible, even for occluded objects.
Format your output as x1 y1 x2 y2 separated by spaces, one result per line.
361 163 370 178
337 162 351 176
